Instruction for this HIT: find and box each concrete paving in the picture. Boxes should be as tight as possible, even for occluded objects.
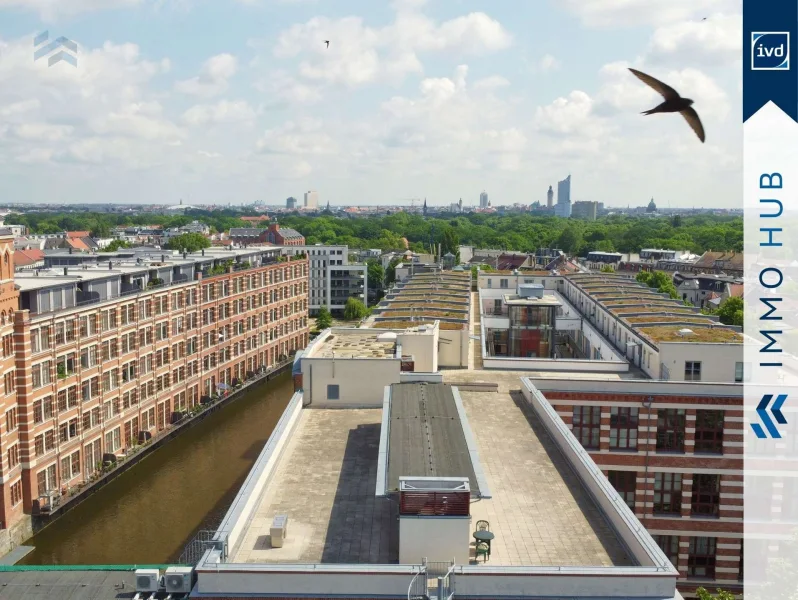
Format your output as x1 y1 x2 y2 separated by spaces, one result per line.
446 370 634 567
231 408 398 564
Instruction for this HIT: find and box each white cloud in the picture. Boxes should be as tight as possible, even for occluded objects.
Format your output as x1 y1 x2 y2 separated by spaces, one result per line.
562 0 739 28
256 71 324 104
257 118 337 155
13 122 74 141
268 10 511 88
647 13 742 66
182 100 257 126
534 91 609 137
538 54 561 72
0 0 142 21
175 53 238 97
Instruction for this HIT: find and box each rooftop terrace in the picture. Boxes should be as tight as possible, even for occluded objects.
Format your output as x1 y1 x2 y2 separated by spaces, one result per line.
306 330 397 359
229 377 634 567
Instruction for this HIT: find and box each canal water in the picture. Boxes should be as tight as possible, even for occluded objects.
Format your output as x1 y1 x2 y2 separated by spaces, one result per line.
21 373 294 565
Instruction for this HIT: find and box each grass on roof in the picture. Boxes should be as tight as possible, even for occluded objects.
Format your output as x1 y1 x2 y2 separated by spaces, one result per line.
626 316 716 324
612 307 698 315
380 302 467 311
381 310 466 319
637 325 742 344
371 320 465 330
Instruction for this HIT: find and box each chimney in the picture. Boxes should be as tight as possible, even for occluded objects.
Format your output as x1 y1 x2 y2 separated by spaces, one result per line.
69 247 73 254
161 254 166 263
63 267 68 276
109 261 113 270
202 249 205 256
183 251 188 259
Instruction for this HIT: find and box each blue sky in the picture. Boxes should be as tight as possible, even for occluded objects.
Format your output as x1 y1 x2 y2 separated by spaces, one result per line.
0 0 741 207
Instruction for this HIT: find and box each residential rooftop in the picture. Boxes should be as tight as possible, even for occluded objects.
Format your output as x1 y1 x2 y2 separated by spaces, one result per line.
306 330 397 359
229 379 634 567
502 293 561 307
637 325 743 344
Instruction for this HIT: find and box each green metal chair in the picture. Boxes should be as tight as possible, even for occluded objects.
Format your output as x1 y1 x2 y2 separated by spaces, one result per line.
475 542 490 562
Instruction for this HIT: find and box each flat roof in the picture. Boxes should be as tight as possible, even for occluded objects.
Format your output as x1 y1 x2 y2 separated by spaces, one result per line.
637 325 743 344
230 377 634 567
386 383 480 494
307 330 396 359
502 293 561 306
0 570 138 599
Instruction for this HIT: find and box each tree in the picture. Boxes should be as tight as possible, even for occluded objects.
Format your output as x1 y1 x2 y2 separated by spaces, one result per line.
166 233 211 253
715 296 744 326
101 240 131 252
316 305 333 330
557 225 583 254
696 588 735 600
90 222 112 238
343 298 369 321
636 270 678 299
366 259 384 290
600 264 614 273
441 228 460 262
385 257 402 286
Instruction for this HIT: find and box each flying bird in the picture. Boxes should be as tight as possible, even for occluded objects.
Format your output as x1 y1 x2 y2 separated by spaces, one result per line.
628 67 705 143
324 40 330 48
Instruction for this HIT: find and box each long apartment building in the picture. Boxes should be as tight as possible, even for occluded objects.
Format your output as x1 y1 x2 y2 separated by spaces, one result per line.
281 245 367 315
0 239 309 545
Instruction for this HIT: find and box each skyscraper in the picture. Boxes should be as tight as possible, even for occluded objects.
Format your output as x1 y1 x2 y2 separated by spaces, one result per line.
555 175 571 218
479 191 489 208
286 197 298 210
546 186 553 209
304 190 319 209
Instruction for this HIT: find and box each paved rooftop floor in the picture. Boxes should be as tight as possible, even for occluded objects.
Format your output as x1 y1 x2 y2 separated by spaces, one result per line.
445 371 634 567
230 408 398 564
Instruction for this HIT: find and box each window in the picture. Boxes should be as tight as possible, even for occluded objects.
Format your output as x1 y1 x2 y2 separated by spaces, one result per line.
654 535 679 568
105 427 121 453
691 474 720 517
572 406 601 449
694 410 724 454
5 407 17 432
656 409 686 452
688 537 716 579
500 278 509 288
609 407 639 450
735 362 750 383
607 470 636 510
7 444 19 469
36 463 58 495
685 361 702 381
653 472 682 514
327 384 340 400
10 480 22 506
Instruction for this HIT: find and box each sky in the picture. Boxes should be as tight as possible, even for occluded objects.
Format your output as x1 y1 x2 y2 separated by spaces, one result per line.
0 0 742 208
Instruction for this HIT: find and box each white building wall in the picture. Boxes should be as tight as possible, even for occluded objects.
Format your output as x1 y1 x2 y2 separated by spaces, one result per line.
478 273 558 290
658 342 743 383
397 329 438 372
301 358 401 407
399 516 470 564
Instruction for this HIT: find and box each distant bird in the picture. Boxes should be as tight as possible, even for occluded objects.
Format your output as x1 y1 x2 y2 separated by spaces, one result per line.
628 67 705 143
324 40 330 48
702 17 707 20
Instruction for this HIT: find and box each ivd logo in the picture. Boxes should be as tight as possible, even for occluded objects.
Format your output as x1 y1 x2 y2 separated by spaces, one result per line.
752 32 790 70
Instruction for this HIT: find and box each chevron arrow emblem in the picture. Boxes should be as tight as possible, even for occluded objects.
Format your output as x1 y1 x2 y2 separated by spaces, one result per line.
751 393 788 439
33 31 78 67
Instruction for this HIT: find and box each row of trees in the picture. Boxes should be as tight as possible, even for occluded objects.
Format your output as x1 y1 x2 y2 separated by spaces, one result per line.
3 209 251 239
277 212 742 256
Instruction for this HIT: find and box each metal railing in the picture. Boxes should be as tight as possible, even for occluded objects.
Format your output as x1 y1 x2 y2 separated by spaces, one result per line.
178 529 228 565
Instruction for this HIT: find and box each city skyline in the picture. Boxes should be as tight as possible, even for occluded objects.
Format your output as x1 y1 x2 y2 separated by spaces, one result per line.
0 1 741 206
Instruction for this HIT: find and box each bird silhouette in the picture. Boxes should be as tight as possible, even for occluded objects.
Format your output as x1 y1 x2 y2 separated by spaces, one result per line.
324 40 330 48
628 67 705 143
702 17 707 20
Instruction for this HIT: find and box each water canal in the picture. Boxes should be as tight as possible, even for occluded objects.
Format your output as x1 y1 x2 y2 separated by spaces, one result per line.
21 373 293 565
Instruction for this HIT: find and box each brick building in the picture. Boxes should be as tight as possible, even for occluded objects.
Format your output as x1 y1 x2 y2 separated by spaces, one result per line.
228 224 305 247
0 246 309 545
533 377 743 599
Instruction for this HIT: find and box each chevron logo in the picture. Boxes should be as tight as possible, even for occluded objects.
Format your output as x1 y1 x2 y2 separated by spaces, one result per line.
33 31 78 67
751 394 788 439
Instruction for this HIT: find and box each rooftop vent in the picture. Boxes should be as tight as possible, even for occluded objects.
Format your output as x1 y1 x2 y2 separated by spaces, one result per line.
676 328 696 337
517 284 544 299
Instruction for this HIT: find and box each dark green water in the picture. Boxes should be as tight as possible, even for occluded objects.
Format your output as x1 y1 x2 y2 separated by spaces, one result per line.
21 373 293 565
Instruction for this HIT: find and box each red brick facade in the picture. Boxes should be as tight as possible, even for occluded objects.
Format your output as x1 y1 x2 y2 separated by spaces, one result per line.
548 389 743 599
1 254 309 537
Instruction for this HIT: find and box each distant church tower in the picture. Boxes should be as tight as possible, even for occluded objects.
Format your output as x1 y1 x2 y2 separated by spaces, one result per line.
423 198 427 216
547 186 553 209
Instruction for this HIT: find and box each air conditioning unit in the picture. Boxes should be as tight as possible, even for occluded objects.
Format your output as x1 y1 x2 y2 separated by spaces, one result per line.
165 566 194 594
135 568 160 592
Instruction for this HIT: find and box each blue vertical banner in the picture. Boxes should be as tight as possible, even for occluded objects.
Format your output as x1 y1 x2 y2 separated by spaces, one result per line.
743 0 798 121
744 2 798 600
